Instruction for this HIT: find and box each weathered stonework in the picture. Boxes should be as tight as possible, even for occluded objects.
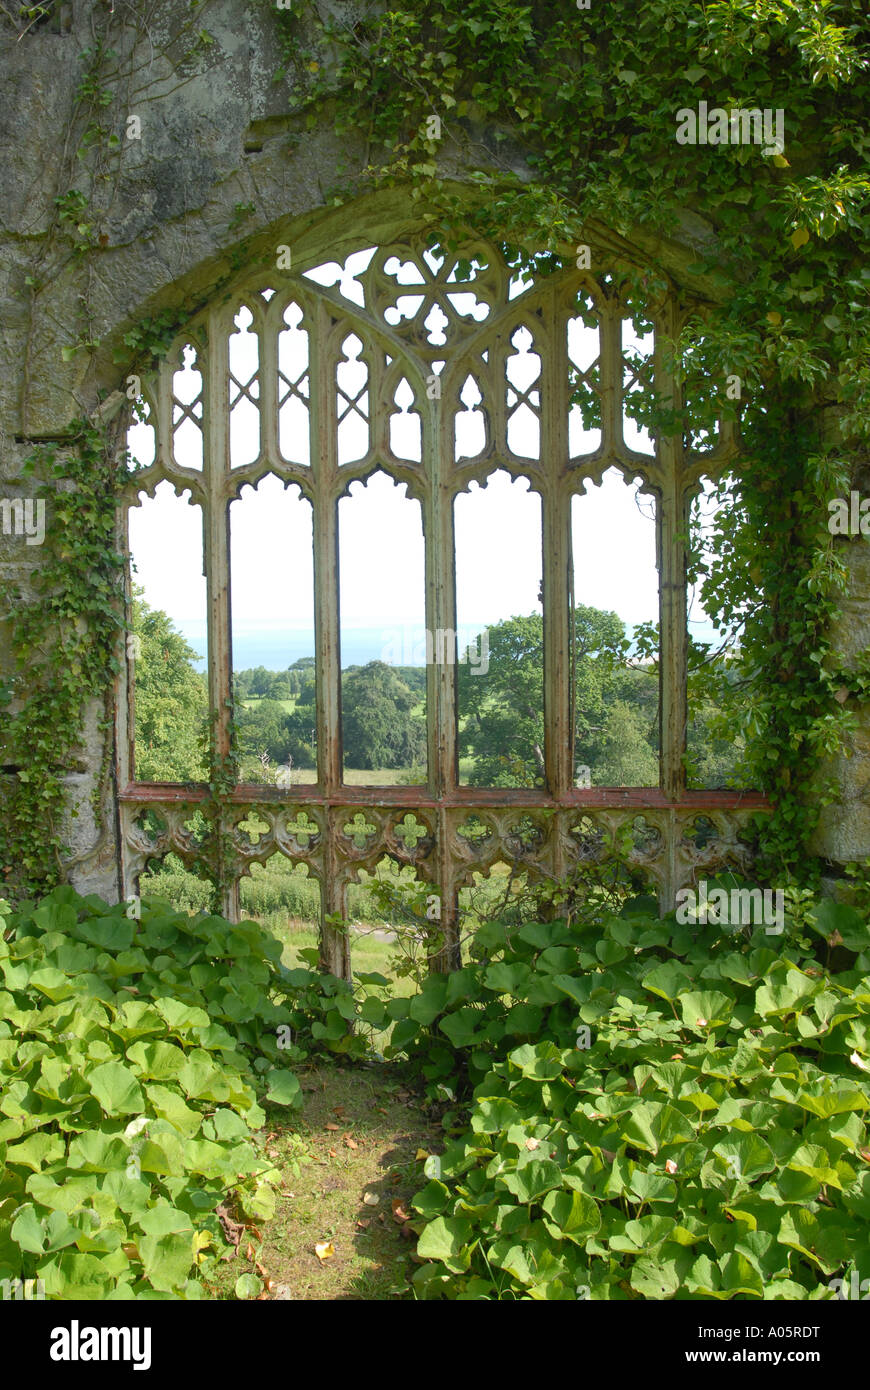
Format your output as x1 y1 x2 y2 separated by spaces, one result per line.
1 0 866 912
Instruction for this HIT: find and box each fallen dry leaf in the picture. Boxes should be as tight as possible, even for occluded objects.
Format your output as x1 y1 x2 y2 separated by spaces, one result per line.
324 1122 340 1132
314 1240 335 1262
415 1148 428 1160
216 1204 244 1254
245 1242 256 1262
356 1218 370 1230
328 1148 337 1158
391 1198 411 1223
343 1134 359 1150
363 1192 380 1206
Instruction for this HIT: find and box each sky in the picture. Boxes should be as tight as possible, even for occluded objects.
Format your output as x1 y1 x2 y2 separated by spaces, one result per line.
126 247 721 672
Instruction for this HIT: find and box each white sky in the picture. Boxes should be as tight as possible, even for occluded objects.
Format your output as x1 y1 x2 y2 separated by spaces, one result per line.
127 249 721 664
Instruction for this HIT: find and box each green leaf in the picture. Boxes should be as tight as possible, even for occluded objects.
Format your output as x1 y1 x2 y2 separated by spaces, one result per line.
642 961 694 1002
417 1215 474 1269
264 1069 302 1108
712 1133 777 1181
235 1272 263 1299
499 1159 563 1203
87 1061 145 1115
540 1189 600 1243
679 991 733 1029
11 1204 46 1254
793 1079 868 1119
630 1255 681 1299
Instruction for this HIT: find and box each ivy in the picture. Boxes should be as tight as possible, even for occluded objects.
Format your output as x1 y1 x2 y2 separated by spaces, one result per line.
3 1 868 895
0 422 127 898
271 0 870 882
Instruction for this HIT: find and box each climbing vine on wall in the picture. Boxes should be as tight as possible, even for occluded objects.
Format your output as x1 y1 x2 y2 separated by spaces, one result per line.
2 2 224 897
0 421 127 897
271 0 870 880
1 0 868 895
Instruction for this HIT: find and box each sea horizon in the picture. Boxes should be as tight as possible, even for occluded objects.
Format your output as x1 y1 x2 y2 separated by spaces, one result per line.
174 617 726 673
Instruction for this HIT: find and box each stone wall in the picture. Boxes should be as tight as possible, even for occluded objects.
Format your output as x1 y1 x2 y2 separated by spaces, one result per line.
0 0 866 897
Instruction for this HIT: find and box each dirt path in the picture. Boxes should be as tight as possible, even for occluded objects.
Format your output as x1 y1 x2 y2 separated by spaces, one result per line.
249 1062 442 1300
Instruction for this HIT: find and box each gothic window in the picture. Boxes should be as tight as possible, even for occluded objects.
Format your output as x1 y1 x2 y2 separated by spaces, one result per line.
120 237 764 974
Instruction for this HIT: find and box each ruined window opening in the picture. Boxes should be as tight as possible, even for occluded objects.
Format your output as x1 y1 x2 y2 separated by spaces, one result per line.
118 235 765 976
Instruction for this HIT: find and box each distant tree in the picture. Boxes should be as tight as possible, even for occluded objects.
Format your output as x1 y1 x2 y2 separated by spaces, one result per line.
586 698 659 786
458 606 633 787
132 594 208 781
253 666 280 698
342 661 426 769
268 673 293 701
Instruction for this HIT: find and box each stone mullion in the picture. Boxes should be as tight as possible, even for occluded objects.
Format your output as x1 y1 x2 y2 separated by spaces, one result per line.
311 305 348 975
424 362 460 971
156 358 174 473
600 296 623 458
654 301 688 832
322 814 352 980
259 297 279 468
203 306 238 919
542 288 573 802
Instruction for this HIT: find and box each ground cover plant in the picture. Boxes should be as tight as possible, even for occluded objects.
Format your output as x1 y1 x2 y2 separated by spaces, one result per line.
391 889 870 1299
0 888 306 1299
3 874 870 1301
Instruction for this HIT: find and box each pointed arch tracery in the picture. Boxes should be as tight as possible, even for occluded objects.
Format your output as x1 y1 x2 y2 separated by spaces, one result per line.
118 234 765 976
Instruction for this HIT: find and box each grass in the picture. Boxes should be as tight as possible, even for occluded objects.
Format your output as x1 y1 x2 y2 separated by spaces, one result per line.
202 1062 441 1301
341 768 422 786
242 697 297 714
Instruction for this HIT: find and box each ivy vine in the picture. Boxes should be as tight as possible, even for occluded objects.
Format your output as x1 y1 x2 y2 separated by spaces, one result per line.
3 0 869 897
271 0 870 882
